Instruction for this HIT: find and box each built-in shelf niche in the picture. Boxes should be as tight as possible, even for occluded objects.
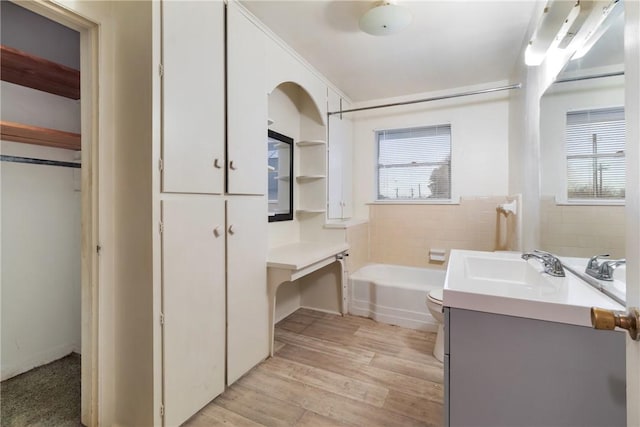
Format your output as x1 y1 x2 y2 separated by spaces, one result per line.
296 175 326 182
296 139 326 147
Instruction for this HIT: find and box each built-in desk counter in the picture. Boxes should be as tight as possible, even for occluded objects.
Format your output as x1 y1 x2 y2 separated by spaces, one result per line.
267 241 349 355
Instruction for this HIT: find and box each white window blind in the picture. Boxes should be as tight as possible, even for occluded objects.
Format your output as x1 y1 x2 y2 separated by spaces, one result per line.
566 107 625 200
377 125 451 200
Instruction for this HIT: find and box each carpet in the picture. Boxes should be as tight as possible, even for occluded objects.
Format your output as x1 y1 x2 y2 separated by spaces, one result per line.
1 353 81 427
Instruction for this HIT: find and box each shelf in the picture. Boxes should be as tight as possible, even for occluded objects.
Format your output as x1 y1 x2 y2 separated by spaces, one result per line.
1 120 81 151
268 165 276 171
296 209 326 214
268 118 274 126
297 140 326 147
296 175 326 182
1 45 80 100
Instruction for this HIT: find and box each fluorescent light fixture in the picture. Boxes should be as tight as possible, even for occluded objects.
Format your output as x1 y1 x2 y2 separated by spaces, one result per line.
572 0 622 60
525 1 581 66
359 1 412 36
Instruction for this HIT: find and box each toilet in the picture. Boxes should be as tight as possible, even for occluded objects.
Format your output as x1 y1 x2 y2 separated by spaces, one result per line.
426 289 444 362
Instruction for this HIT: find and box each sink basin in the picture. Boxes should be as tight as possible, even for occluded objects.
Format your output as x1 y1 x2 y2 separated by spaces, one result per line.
444 250 624 327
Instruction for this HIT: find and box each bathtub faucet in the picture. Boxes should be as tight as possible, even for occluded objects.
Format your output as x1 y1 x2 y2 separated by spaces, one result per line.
521 250 565 277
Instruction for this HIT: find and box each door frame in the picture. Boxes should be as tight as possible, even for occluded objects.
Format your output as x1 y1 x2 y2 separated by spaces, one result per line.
12 1 102 425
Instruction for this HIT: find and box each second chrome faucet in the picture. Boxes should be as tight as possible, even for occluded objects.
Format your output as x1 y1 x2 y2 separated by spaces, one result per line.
585 254 625 281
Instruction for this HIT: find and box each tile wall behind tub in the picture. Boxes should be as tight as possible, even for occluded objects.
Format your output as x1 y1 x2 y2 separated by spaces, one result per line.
345 222 370 274
369 196 510 269
540 197 625 258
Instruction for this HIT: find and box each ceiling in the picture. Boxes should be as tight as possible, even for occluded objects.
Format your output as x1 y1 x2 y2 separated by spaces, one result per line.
241 0 539 102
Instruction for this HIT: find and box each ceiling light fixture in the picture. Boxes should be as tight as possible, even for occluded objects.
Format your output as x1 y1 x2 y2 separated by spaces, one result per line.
359 1 412 36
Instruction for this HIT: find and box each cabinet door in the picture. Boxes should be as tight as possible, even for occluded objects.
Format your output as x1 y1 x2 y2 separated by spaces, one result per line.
327 91 353 219
162 198 225 426
227 3 267 195
162 1 225 194
226 197 269 384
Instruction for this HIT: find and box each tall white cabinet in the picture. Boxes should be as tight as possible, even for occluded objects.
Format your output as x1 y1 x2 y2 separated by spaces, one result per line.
158 1 268 425
328 89 353 219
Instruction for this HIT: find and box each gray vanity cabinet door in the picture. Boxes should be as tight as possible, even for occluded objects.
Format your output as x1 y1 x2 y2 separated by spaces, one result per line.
447 308 626 427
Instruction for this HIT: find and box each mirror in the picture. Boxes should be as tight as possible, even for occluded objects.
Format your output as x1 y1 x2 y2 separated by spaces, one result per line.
539 2 625 259
268 130 294 222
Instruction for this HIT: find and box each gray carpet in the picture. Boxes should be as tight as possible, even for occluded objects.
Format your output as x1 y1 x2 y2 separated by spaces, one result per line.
1 353 81 427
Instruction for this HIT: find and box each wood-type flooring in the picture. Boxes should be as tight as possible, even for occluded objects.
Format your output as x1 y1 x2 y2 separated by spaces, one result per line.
184 308 444 427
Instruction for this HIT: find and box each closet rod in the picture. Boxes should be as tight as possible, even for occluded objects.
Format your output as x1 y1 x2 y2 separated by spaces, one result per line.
555 71 624 84
328 83 522 116
0 155 81 168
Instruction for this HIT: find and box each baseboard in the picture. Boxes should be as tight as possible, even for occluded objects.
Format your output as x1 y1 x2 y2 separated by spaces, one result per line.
1 342 79 381
299 306 342 316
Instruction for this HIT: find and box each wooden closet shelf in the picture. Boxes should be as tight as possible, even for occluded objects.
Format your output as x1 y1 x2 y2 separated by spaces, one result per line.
1 121 81 151
1 45 80 100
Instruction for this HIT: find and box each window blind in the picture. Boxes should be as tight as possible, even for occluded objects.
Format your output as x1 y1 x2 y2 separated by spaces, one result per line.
566 107 625 200
377 125 451 200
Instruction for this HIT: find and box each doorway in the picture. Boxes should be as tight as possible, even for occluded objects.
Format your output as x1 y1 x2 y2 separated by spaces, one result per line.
0 1 98 425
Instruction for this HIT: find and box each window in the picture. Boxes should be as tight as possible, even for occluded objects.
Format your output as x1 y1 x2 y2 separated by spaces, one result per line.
566 107 625 201
377 125 451 200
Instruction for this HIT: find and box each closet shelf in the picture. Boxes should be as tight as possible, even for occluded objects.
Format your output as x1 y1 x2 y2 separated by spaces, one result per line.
296 140 326 147
1 121 81 151
1 45 80 100
296 175 326 182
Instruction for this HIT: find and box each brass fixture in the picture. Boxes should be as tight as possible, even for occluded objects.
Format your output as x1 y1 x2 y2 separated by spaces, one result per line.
591 307 640 341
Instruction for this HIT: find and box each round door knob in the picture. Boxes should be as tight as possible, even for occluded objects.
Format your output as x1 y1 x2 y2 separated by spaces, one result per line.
591 307 640 341
213 158 222 169
228 224 235 235
229 160 237 170
213 226 222 238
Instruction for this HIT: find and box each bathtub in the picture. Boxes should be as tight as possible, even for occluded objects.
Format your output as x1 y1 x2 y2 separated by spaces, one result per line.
349 263 445 331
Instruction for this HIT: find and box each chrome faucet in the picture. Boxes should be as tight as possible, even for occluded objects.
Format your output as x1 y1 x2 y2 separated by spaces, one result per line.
586 254 625 281
521 250 565 277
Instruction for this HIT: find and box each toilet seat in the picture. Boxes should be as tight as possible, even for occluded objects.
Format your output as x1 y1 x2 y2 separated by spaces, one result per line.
427 289 443 303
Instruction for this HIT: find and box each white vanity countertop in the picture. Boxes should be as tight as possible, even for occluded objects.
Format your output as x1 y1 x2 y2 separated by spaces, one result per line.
443 250 624 327
267 241 349 270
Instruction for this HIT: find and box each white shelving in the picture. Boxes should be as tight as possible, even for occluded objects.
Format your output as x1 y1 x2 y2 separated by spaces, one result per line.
296 209 326 215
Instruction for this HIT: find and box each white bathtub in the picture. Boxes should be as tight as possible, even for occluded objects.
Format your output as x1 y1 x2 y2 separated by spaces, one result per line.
349 263 445 331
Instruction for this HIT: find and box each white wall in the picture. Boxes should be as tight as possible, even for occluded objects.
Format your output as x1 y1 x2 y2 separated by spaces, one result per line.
540 76 625 199
1 142 81 380
0 2 81 381
351 82 511 219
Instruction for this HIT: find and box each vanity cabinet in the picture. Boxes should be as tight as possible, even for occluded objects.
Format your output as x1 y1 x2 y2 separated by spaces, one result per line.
444 307 626 426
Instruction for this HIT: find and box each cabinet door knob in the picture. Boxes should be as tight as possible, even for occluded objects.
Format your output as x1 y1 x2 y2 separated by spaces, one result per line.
591 306 640 340
213 226 222 238
228 224 235 235
229 160 237 170
214 158 222 169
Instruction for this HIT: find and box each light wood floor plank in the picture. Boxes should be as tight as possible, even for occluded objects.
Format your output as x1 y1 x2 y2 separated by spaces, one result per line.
214 384 305 427
263 356 388 407
237 368 428 427
295 411 351 427
383 389 443 426
274 328 375 364
370 353 444 384
191 308 444 427
276 342 443 402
